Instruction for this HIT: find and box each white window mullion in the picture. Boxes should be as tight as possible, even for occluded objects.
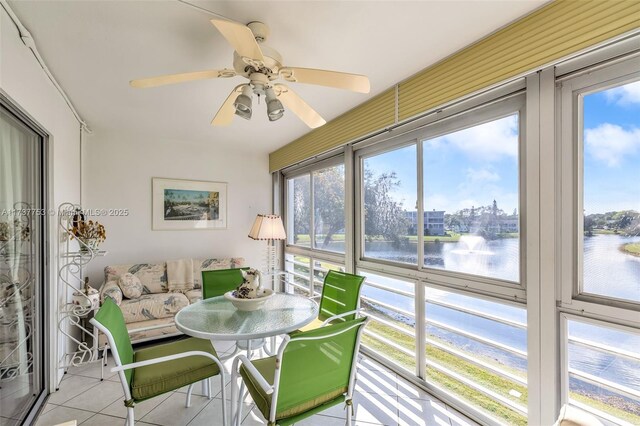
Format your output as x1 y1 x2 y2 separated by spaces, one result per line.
309 171 315 253
415 280 426 379
416 138 424 271
540 66 561 424
416 138 426 379
344 146 355 274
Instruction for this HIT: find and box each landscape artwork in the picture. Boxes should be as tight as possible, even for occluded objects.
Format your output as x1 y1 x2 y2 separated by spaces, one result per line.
163 189 219 221
152 178 227 230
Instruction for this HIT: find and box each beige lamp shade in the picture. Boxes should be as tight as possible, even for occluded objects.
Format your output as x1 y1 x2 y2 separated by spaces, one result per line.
248 214 286 241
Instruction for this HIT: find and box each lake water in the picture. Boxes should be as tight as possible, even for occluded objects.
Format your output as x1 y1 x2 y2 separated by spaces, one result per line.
363 234 640 300
583 234 640 302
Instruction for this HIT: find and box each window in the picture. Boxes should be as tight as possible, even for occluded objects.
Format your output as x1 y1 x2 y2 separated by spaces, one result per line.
581 79 640 303
425 288 528 425
283 159 346 299
285 162 345 254
563 316 640 425
287 174 310 247
283 254 311 296
423 115 520 282
362 144 417 264
283 253 345 297
558 55 640 426
313 164 345 253
358 270 417 371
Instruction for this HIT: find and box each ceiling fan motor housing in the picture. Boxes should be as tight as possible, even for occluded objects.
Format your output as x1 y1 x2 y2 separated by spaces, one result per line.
232 21 283 80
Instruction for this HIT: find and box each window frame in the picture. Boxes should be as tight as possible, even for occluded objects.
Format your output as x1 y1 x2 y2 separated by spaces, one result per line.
559 312 640 424
282 154 347 262
559 56 640 313
355 93 527 300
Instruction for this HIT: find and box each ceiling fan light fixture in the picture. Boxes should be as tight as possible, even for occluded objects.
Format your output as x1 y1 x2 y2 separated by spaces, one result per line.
234 85 253 120
266 87 284 121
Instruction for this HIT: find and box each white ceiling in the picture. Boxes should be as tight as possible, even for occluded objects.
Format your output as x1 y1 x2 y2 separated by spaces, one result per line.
9 0 546 154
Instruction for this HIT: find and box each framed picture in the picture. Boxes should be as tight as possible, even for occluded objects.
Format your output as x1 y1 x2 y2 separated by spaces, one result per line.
152 178 227 230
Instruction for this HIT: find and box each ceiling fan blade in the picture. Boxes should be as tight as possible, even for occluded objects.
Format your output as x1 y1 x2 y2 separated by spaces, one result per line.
130 69 236 88
210 19 265 64
211 84 246 126
280 67 370 93
274 84 326 129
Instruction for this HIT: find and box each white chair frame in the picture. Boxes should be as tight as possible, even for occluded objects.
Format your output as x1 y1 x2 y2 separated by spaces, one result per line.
90 318 227 426
230 316 369 426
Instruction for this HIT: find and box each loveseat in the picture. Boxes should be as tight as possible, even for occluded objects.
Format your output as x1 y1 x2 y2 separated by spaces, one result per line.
98 257 244 344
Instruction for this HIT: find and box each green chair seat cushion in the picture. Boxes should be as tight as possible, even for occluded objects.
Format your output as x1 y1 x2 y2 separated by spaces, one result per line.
240 356 347 421
295 318 325 333
131 337 220 401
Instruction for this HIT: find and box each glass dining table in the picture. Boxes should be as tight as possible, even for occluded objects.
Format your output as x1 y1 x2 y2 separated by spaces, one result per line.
174 292 319 358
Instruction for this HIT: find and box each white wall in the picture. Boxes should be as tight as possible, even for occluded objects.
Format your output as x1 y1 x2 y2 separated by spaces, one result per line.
82 130 271 286
0 7 81 390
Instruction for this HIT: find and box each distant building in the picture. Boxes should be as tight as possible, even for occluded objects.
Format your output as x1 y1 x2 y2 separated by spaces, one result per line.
425 209 445 236
499 216 519 233
403 209 446 236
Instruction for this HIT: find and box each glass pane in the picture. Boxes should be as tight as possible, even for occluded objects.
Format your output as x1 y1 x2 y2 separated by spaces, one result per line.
286 174 311 247
284 254 311 296
313 164 345 253
567 319 640 424
422 115 520 282
0 108 45 423
363 145 417 264
582 80 640 302
358 271 416 371
425 288 528 425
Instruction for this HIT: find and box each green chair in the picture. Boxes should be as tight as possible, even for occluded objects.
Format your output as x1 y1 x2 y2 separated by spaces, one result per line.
90 298 227 426
202 267 249 299
299 270 366 332
231 316 369 426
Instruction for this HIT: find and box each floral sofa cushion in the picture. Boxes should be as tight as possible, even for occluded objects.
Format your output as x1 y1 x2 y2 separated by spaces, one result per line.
104 263 167 294
185 289 202 304
193 258 245 289
119 293 189 323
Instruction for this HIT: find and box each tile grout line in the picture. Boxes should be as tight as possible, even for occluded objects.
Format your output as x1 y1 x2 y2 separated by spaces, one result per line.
52 374 110 406
99 389 174 420
184 394 222 426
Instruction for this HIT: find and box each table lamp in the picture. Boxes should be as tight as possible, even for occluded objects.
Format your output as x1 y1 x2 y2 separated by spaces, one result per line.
248 214 286 275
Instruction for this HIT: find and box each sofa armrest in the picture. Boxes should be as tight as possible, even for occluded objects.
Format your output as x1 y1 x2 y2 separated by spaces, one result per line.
100 280 123 305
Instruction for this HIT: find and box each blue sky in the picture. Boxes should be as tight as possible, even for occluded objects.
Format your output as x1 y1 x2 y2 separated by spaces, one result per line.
583 80 640 214
364 80 640 216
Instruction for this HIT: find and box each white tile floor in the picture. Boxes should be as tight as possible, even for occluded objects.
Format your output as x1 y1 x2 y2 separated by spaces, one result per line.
35 340 480 426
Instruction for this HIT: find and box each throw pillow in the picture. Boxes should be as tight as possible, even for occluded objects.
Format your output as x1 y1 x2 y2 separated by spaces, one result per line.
117 273 143 299
101 280 123 305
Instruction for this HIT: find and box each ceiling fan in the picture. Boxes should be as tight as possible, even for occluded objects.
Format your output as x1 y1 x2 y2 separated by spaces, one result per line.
130 19 370 128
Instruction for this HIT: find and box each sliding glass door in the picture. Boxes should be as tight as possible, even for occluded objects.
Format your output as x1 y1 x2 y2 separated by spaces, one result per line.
0 102 47 425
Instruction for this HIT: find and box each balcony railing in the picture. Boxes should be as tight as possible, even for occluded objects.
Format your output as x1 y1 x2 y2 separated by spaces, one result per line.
565 318 640 425
358 272 528 425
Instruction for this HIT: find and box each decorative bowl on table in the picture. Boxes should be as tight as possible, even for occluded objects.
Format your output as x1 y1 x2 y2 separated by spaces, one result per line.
224 288 275 311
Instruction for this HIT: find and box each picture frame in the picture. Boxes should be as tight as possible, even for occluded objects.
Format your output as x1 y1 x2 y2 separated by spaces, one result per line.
152 178 227 230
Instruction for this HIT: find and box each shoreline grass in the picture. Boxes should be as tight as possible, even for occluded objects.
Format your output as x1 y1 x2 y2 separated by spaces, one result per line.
620 242 640 257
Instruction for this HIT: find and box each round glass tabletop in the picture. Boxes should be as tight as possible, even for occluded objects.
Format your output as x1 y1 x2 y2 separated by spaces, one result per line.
175 293 319 341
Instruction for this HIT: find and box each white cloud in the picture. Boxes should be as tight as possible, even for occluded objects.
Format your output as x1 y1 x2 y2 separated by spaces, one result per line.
431 115 519 161
466 167 500 183
603 81 640 106
584 123 640 167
